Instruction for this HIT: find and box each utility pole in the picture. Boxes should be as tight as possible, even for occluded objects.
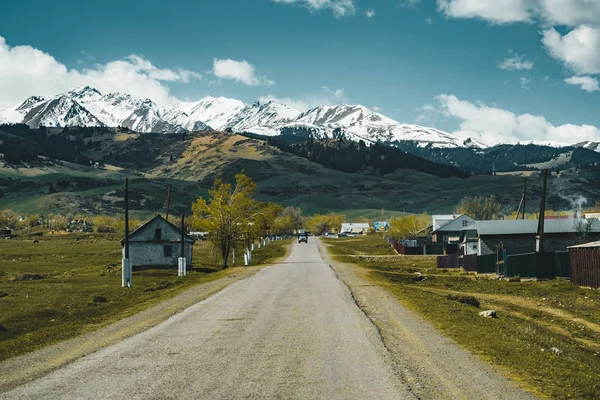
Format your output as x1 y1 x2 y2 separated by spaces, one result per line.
536 170 548 254
522 177 527 220
122 178 132 288
165 185 172 222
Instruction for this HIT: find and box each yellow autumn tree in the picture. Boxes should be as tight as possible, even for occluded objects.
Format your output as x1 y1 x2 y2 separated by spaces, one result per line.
388 213 429 240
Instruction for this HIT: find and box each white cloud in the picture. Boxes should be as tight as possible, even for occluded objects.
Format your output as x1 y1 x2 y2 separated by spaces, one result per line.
400 0 421 7
437 0 600 26
436 0 533 25
520 77 530 88
272 0 356 18
258 86 347 112
0 36 201 108
373 105 382 111
498 51 534 70
436 94 600 145
541 26 600 75
425 17 434 25
538 0 600 27
365 9 376 18
565 75 600 92
212 59 275 86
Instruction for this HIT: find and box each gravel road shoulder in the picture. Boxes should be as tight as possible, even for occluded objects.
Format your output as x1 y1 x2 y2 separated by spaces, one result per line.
317 238 538 400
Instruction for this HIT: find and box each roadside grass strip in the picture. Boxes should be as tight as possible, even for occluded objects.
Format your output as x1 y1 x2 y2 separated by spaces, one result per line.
0 234 292 362
323 236 600 400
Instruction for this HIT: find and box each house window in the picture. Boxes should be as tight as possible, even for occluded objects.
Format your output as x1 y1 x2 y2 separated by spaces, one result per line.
462 220 468 227
154 229 162 240
163 245 172 257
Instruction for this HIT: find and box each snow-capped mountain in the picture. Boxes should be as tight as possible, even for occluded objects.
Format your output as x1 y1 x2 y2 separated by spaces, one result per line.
1 96 46 123
225 101 302 136
22 95 105 128
176 96 246 131
285 104 476 148
0 86 486 148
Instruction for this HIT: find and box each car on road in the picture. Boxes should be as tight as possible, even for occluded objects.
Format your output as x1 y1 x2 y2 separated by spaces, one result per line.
298 234 308 243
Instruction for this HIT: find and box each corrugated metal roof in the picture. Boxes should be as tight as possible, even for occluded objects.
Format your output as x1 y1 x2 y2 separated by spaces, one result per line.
475 218 600 236
568 241 600 249
341 223 370 228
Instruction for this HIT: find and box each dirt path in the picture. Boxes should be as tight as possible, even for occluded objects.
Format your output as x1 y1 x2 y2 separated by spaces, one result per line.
317 239 538 400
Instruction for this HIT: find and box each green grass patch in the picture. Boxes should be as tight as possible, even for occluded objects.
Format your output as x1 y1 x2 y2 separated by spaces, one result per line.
322 234 396 256
324 235 600 400
0 234 289 362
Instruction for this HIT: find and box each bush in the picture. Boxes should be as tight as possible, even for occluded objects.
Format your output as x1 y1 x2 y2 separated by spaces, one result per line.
447 294 481 308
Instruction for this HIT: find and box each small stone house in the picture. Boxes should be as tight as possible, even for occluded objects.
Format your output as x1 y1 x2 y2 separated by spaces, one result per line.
121 215 195 269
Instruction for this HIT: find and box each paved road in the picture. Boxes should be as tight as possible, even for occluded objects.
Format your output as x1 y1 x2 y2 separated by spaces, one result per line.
2 241 414 400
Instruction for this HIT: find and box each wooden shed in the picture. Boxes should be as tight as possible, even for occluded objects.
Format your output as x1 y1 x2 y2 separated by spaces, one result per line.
120 215 195 269
568 241 600 289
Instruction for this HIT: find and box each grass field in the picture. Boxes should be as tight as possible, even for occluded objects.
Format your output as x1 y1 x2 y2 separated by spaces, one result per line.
324 236 600 400
0 233 291 362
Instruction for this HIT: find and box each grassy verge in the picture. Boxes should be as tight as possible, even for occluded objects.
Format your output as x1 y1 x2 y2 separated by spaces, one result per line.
0 234 291 362
323 236 600 400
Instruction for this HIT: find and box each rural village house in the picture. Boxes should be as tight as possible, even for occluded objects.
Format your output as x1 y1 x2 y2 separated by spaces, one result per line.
463 219 600 256
431 215 476 245
120 215 195 269
340 223 370 235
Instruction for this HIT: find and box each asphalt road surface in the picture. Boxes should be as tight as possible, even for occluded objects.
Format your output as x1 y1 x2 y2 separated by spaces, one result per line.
2 240 415 400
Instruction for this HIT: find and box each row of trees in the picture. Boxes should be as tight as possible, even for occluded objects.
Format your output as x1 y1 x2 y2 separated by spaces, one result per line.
267 137 471 178
190 173 301 268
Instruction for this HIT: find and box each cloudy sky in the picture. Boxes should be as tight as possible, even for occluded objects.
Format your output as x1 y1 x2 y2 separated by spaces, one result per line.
0 0 599 145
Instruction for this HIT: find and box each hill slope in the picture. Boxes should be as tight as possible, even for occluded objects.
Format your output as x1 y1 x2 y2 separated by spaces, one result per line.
1 126 598 216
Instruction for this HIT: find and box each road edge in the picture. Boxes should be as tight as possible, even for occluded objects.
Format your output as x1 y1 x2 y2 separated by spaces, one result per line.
316 238 538 400
0 263 273 393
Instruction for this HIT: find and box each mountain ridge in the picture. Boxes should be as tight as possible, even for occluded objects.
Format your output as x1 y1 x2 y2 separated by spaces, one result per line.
0 86 487 149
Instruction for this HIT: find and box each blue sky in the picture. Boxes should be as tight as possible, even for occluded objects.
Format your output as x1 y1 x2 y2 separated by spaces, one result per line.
0 0 599 145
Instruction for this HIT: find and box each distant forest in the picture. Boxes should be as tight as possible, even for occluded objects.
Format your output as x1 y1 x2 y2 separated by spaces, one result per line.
0 123 99 165
263 136 471 179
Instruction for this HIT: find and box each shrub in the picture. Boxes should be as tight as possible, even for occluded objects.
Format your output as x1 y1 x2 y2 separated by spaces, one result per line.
447 294 481 308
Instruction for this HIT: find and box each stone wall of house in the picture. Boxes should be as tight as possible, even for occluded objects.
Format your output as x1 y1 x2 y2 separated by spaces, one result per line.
122 216 195 268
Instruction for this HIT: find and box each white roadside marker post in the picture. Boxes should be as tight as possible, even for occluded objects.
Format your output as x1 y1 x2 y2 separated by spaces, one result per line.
179 214 187 277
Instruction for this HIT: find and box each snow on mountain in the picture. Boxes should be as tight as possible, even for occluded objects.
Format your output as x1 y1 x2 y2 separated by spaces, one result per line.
22 95 105 128
0 87 489 148
77 90 139 126
0 96 46 123
573 141 600 152
176 96 246 131
279 104 484 148
226 101 301 135
119 99 186 133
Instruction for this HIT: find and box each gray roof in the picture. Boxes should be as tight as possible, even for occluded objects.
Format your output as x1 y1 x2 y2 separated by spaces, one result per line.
120 214 195 245
475 219 600 236
433 215 476 233
568 241 600 249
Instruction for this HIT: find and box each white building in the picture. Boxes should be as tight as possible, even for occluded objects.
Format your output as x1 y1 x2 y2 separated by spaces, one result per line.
340 223 370 235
